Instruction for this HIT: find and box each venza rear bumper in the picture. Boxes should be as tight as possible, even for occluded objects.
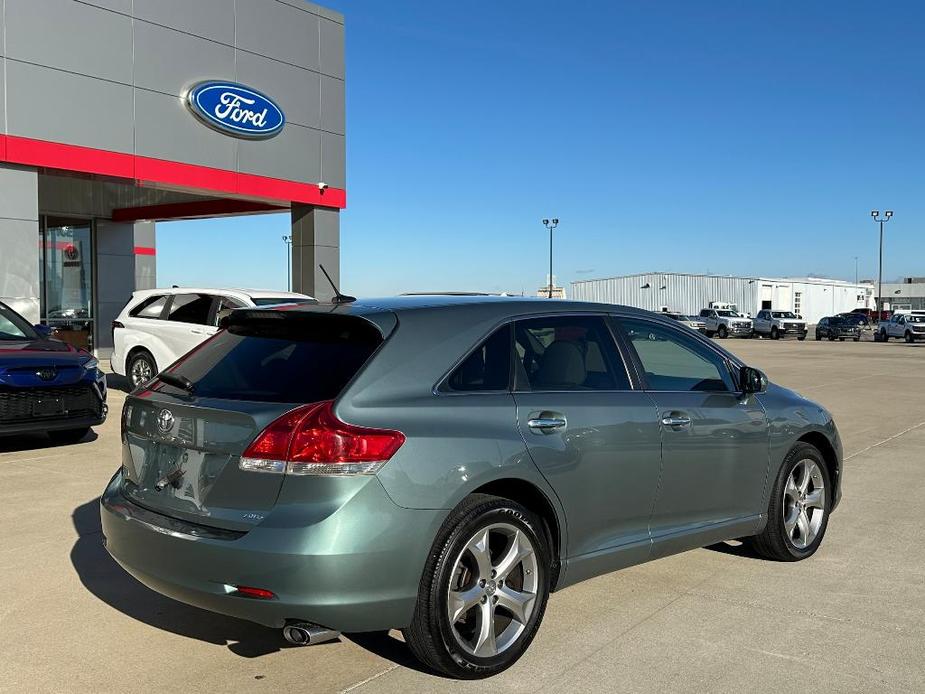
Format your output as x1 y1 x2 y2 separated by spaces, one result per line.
100 469 445 632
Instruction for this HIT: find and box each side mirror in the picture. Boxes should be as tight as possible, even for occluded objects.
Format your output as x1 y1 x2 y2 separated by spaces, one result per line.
33 324 53 338
740 366 768 394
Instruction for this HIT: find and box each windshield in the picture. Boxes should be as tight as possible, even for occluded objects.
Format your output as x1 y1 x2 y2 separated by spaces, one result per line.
0 304 37 341
906 315 925 323
772 312 797 318
686 315 701 322
716 310 737 317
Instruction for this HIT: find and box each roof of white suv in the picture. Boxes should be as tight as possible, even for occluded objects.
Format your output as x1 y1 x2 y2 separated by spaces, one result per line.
130 287 314 302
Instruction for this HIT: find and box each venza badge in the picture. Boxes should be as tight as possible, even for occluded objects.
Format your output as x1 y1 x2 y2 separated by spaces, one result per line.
186 81 285 139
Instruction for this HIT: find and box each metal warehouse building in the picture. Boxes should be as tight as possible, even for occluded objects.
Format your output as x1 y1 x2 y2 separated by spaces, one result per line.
0 0 345 357
571 272 873 325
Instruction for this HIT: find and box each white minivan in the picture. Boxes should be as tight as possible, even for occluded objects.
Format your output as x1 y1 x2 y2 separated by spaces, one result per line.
111 288 314 387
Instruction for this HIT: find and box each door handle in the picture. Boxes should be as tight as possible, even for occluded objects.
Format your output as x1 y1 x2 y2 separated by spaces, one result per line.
660 413 692 429
527 416 567 432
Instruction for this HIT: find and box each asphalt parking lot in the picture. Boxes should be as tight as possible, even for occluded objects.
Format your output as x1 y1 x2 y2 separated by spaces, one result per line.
1 338 923 693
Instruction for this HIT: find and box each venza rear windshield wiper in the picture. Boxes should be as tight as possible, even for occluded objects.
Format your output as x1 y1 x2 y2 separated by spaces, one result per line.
158 372 195 393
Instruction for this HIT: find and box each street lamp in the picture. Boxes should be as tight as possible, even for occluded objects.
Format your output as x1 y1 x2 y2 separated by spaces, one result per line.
853 256 859 286
542 218 559 298
871 210 893 319
282 235 292 291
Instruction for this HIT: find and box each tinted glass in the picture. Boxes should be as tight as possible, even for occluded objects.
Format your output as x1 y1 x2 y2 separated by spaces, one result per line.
160 313 382 403
214 296 245 326
130 295 168 319
166 294 213 325
514 316 628 391
619 318 731 392
447 325 511 391
252 297 307 306
0 304 35 340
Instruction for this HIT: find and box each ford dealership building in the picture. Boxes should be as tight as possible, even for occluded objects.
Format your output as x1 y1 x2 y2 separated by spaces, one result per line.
0 0 345 357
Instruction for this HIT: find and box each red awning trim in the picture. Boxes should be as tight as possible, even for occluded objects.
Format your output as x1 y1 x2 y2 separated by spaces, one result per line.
0 134 346 209
134 247 156 256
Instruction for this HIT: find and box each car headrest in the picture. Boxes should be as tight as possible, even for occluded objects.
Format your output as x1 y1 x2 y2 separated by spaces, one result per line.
535 341 586 389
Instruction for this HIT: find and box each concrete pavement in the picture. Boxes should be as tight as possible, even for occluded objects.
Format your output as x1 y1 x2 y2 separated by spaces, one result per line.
0 339 923 693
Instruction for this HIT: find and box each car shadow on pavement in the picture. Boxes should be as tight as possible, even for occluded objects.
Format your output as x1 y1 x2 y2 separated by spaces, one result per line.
0 430 99 454
705 539 765 560
70 496 298 658
343 632 437 676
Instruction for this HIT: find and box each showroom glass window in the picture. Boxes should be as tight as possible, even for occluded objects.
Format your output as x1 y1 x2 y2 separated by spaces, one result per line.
40 218 94 351
618 318 732 392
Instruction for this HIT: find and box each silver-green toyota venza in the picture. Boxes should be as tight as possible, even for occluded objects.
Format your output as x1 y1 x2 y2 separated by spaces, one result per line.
101 296 842 678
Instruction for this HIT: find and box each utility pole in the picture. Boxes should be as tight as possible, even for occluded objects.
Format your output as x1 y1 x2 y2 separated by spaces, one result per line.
542 218 559 298
870 210 893 319
282 235 292 291
854 256 859 286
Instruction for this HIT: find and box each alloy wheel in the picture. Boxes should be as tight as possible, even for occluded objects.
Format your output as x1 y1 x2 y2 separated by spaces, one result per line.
446 523 539 658
782 459 826 549
130 357 154 387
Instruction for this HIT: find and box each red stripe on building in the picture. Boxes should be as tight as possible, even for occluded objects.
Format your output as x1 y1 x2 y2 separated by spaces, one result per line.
134 246 156 256
5 135 134 179
0 135 346 209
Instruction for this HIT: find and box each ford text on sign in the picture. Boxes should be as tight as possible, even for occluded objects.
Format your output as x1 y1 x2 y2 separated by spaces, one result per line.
186 82 285 139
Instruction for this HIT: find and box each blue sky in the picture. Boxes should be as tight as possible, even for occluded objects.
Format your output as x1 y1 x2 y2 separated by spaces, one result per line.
159 0 925 295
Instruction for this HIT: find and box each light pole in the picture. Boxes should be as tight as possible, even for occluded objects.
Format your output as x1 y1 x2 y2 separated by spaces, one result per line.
853 256 859 286
542 218 559 298
871 210 893 319
282 235 292 291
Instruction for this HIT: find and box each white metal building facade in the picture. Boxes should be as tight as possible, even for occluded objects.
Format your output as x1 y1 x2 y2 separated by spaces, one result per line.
571 272 873 325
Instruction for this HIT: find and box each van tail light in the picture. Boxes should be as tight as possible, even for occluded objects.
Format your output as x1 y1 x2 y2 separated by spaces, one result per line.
239 401 405 476
112 320 124 333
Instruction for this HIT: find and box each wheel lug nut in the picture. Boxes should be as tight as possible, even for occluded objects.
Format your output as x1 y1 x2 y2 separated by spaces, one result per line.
480 596 487 604
479 579 486 588
490 570 496 579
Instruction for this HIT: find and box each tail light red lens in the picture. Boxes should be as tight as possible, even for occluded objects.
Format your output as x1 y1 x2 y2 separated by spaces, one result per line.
239 401 405 476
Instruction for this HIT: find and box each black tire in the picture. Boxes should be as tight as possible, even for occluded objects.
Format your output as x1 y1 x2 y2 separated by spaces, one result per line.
815 332 822 341
705 330 715 338
879 331 889 342
717 326 728 339
48 427 91 444
853 337 860 342
403 494 551 679
749 442 831 561
905 332 914 344
828 334 836 341
839 337 845 341
127 350 157 388
771 327 779 340
798 334 806 341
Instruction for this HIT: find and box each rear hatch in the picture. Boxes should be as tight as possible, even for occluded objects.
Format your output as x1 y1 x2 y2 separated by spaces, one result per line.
120 310 384 531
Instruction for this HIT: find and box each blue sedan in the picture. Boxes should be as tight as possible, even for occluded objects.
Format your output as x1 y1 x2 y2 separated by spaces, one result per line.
0 301 107 442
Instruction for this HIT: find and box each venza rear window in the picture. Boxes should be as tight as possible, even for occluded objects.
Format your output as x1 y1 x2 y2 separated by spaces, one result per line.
157 313 383 403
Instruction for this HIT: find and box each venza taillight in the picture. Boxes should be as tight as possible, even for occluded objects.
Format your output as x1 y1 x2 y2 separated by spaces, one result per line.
239 401 405 476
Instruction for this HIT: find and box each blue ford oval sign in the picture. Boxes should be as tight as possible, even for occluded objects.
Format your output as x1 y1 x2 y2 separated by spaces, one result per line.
186 81 285 139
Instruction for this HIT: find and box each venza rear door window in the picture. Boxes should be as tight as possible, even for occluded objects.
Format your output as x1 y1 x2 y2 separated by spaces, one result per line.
158 313 383 403
514 316 629 391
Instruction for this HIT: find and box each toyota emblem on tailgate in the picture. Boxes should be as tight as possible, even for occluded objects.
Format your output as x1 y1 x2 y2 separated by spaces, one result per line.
156 409 175 433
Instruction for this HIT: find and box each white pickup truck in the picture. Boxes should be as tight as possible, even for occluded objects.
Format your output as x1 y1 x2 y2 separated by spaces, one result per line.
753 310 808 340
876 311 925 343
698 308 754 339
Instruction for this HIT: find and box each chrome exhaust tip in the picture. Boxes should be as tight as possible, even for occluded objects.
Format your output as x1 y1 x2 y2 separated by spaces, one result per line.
282 622 340 646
